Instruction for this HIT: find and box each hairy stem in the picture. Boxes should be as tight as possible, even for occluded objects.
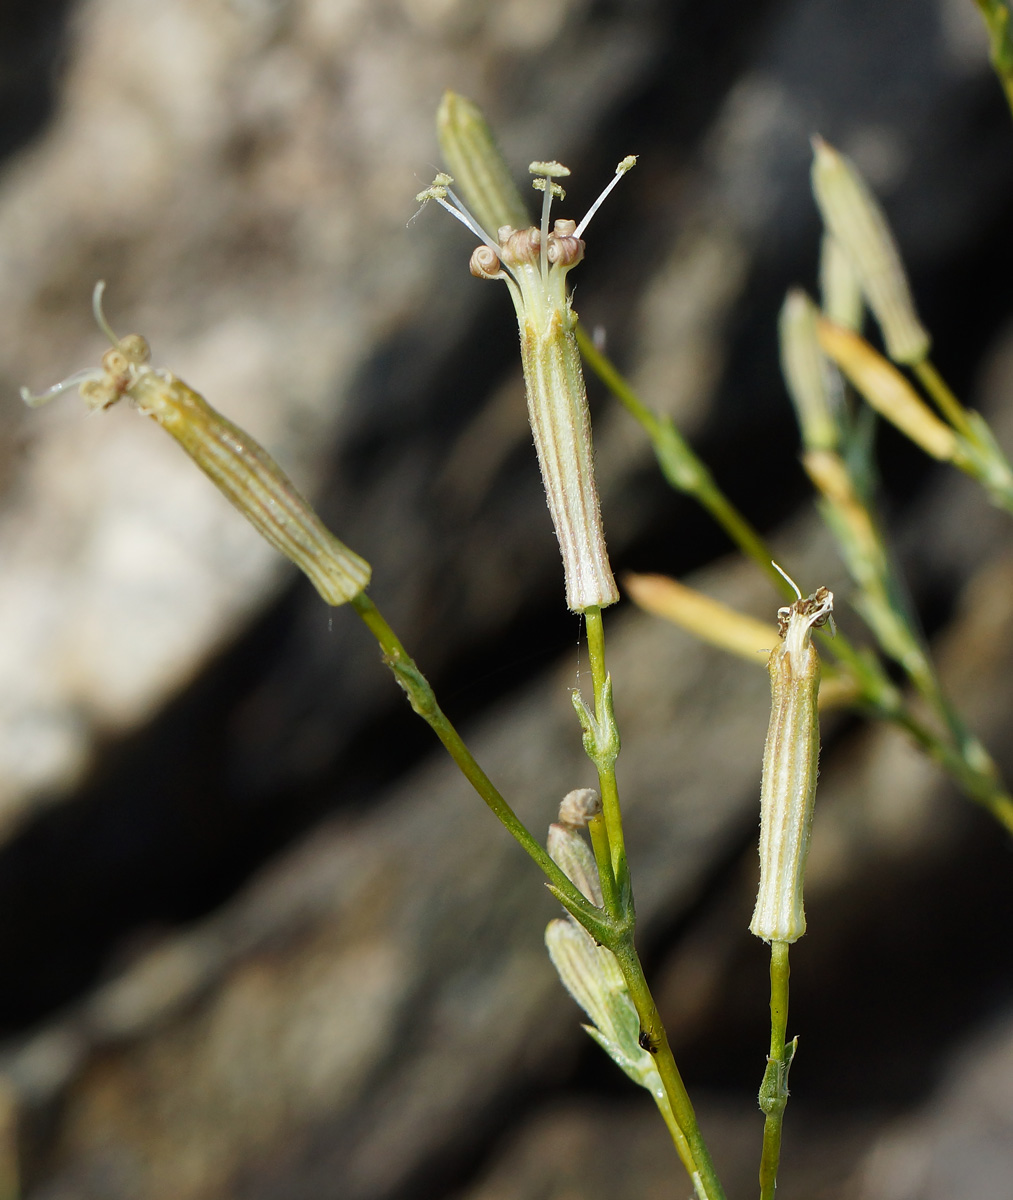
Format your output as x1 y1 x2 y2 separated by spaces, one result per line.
758 941 793 1200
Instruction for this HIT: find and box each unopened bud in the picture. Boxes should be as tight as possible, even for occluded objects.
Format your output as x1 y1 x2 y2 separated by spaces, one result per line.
557 787 602 829
436 91 529 235
750 583 833 943
547 819 602 906
624 572 773 663
817 319 958 461
810 137 930 364
779 289 839 452
819 233 864 331
545 916 664 1093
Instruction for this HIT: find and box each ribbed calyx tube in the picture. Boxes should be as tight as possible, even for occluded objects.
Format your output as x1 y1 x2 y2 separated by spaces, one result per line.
517 302 618 611
129 373 371 606
750 586 833 944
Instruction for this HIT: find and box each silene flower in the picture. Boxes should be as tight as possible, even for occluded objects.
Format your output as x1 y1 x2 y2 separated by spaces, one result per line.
416 127 636 613
21 283 371 607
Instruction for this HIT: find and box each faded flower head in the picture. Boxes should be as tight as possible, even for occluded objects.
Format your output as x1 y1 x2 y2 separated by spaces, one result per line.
21 283 371 607
750 575 833 944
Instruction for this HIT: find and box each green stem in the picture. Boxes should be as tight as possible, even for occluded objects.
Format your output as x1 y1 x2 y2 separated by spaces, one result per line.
584 606 630 912
581 606 723 1198
578 321 1013 825
612 937 728 1200
758 941 793 1200
587 812 622 918
911 359 973 437
577 325 899 708
894 708 1013 835
350 591 611 940
972 0 1013 121
576 324 783 591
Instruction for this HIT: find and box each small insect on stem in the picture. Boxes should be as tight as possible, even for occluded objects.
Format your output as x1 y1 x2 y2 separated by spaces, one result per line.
750 569 834 944
638 1029 660 1054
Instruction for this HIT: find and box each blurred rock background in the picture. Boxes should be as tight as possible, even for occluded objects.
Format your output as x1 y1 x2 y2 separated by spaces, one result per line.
0 0 1012 1196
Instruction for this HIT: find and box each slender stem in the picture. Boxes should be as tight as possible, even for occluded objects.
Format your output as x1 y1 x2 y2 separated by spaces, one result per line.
576 325 784 591
758 941 792 1200
587 812 621 917
350 591 611 939
580 609 628 902
894 708 1013 834
912 359 973 436
612 937 728 1200
577 327 894 703
584 605 631 915
582 606 723 1197
653 1096 707 1200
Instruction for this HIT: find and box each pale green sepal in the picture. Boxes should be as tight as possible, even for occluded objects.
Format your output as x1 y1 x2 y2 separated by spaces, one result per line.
545 918 663 1093
547 823 603 906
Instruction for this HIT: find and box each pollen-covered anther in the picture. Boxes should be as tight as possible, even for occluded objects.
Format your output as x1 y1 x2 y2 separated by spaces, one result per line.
532 178 566 201
469 244 504 280
415 172 454 204
547 219 584 268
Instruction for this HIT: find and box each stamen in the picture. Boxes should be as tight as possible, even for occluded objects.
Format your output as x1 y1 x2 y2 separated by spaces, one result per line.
20 368 107 408
444 186 503 252
531 178 567 200
530 163 570 279
414 172 503 254
574 155 637 239
772 560 802 600
92 280 122 348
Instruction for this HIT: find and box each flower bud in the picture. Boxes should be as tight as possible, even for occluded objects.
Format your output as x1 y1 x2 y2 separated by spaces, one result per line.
779 289 839 452
545 814 653 1082
810 137 930 364
624 572 773 663
547 819 602 906
557 787 602 829
819 233 863 332
436 91 529 237
817 319 958 461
